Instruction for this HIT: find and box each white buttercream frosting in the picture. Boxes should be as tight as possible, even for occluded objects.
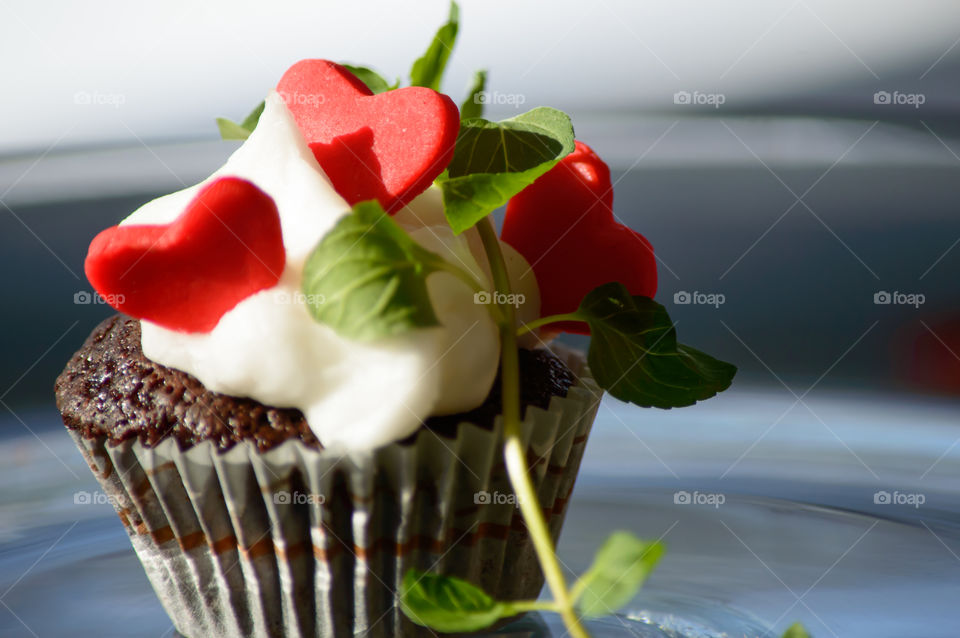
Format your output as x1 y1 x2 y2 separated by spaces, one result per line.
122 92 540 452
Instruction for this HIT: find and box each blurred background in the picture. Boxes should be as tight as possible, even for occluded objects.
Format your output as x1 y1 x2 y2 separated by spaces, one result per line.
1 1 959 636
2 0 959 403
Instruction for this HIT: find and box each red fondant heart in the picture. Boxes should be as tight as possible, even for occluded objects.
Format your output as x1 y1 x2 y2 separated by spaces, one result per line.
85 177 285 333
502 141 657 335
277 60 459 212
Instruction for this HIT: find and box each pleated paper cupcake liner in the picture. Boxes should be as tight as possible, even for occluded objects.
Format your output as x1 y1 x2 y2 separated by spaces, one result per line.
68 349 601 638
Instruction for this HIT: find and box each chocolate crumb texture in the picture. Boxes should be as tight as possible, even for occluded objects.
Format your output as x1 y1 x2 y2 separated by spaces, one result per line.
55 315 575 452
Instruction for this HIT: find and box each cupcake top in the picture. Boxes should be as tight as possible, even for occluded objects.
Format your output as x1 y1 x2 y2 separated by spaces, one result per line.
84 89 541 452
81 51 733 453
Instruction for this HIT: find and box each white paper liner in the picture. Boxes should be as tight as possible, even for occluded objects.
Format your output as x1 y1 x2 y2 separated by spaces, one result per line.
69 349 600 638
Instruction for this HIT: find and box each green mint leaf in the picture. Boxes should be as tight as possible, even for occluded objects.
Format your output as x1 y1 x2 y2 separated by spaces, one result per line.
459 69 487 120
409 1 459 90
341 64 398 94
438 107 575 234
400 569 509 632
240 100 265 130
301 200 446 341
782 622 812 638
575 532 664 618
216 100 265 141
576 282 737 408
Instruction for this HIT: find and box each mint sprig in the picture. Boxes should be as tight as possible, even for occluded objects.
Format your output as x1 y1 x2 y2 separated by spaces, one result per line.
783 622 813 638
459 69 487 120
438 107 575 234
400 570 512 633
573 532 665 618
401 531 662 633
301 200 450 341
521 283 736 408
282 6 741 637
409 1 459 91
341 64 398 94
216 100 265 140
579 283 736 408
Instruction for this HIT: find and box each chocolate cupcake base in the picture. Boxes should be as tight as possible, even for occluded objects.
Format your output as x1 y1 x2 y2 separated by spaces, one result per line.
68 348 600 638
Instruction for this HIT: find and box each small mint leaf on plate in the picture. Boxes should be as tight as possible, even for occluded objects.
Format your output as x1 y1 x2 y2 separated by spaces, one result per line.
341 64 398 94
782 622 812 638
301 200 446 341
576 282 737 408
438 106 575 234
400 569 508 632
459 69 487 120
215 100 265 141
410 1 459 91
575 531 664 618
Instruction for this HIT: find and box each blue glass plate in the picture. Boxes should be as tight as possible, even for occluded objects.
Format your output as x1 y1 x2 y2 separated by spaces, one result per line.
2 389 959 637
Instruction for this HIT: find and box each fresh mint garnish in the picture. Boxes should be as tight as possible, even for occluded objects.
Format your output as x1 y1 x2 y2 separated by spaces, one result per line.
341 64 398 94
400 531 664 632
573 282 737 408
573 532 664 618
438 107 575 234
782 622 812 638
215 100 265 141
409 1 459 91
400 570 510 632
459 69 487 120
301 200 449 341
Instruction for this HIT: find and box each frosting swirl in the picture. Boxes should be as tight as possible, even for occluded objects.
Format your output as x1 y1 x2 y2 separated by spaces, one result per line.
124 92 539 451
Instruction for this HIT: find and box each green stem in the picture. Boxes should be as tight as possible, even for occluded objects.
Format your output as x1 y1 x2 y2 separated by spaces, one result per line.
501 599 561 615
476 217 590 638
568 574 593 605
516 312 583 337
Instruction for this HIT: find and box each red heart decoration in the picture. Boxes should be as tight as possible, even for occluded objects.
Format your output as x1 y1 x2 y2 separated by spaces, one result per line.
502 141 657 335
277 60 459 212
85 177 285 333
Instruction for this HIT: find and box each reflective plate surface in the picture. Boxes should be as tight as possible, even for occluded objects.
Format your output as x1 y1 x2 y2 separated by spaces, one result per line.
2 389 959 637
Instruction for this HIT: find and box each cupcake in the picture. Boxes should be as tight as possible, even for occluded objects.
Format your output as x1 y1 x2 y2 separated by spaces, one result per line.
56 8 735 637
56 314 598 638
